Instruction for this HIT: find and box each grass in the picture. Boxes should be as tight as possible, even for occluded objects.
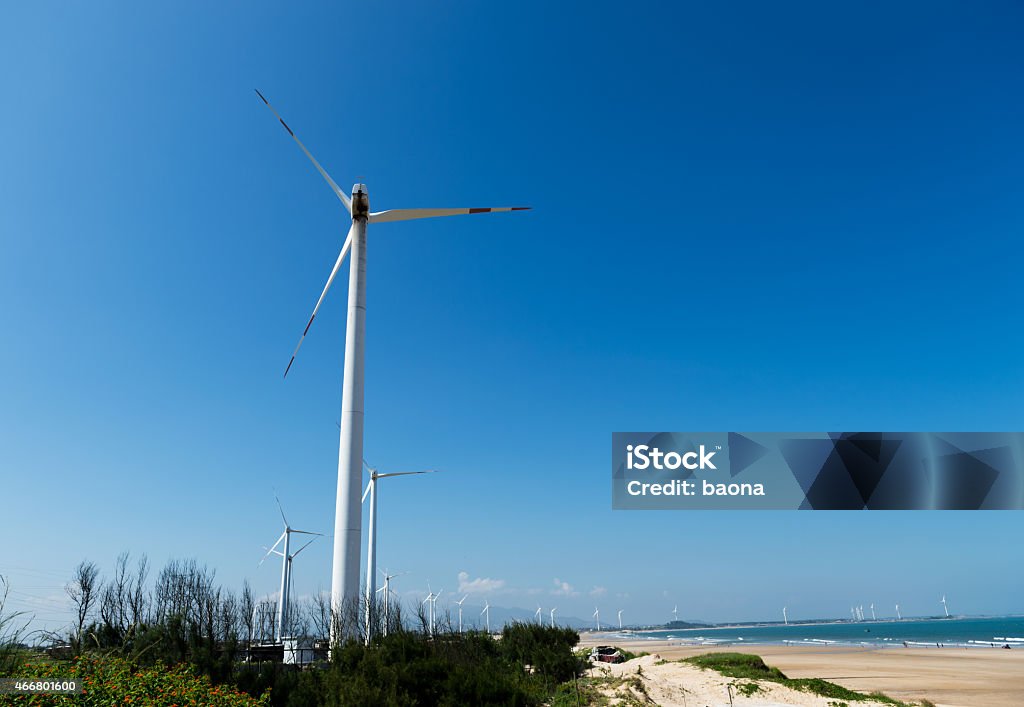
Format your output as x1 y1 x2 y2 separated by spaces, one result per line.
683 653 914 705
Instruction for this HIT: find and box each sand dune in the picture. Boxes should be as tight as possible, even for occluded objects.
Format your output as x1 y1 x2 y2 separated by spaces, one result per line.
578 636 1024 706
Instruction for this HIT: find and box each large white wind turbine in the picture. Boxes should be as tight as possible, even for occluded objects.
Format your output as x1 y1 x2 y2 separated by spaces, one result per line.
258 496 322 641
362 461 437 639
257 91 529 636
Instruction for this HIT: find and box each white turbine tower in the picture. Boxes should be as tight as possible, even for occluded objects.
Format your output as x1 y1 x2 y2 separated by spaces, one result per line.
456 595 468 634
870 603 876 621
593 607 601 631
783 607 788 625
617 609 623 630
550 607 557 628
481 601 491 634
672 605 678 624
896 603 902 621
362 461 437 639
257 92 529 636
941 595 949 617
259 496 321 642
535 605 543 625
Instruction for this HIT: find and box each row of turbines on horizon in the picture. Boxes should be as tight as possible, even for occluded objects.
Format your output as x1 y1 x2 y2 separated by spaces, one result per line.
255 494 957 644
783 595 952 625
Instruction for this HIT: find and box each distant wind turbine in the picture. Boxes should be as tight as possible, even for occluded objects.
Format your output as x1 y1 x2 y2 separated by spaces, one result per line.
376 569 405 637
422 584 442 636
456 595 468 634
896 603 902 621
941 595 949 617
617 609 623 630
362 461 438 639
259 496 321 642
535 605 543 625
783 607 788 625
550 607 557 628
593 607 601 631
870 603 876 621
672 605 678 623
481 601 491 634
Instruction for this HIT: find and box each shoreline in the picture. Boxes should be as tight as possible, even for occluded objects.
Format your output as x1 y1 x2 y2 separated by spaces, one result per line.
578 635 1024 707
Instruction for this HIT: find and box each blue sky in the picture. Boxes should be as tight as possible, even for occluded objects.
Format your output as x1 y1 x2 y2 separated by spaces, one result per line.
2 1 1023 631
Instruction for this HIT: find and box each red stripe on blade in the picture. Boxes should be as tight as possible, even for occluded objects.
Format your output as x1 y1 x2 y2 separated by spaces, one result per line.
469 208 491 214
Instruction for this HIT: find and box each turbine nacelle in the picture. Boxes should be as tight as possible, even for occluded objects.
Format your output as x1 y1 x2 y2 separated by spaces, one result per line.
351 183 369 220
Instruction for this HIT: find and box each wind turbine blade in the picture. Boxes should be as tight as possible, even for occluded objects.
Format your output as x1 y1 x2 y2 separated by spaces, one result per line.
255 90 352 214
258 532 286 567
375 470 439 478
362 482 372 503
289 529 323 536
274 494 289 527
368 207 530 224
283 229 354 378
291 537 317 558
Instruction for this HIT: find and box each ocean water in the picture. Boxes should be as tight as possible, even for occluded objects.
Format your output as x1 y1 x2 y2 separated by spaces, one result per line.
606 616 1024 649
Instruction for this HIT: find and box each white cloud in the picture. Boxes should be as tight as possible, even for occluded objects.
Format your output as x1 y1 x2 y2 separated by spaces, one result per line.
589 586 608 598
551 578 579 597
458 571 506 594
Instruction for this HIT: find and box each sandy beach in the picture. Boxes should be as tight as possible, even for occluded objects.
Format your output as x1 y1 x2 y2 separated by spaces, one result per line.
578 634 1024 707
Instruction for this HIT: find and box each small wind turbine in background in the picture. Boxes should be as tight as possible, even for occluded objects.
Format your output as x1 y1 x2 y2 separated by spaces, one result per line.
941 595 949 617
593 607 601 631
259 496 321 642
617 609 623 630
535 605 543 625
363 461 438 639
895 603 902 621
481 601 491 634
455 595 468 633
870 603 876 621
783 607 788 625
421 585 442 636
672 605 678 624
431 588 443 633
376 569 405 638
550 607 557 628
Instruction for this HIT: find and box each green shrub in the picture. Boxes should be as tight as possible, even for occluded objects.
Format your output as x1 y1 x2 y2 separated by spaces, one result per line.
0 654 268 706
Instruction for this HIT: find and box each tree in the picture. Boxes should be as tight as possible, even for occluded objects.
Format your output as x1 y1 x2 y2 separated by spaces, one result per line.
66 560 100 653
